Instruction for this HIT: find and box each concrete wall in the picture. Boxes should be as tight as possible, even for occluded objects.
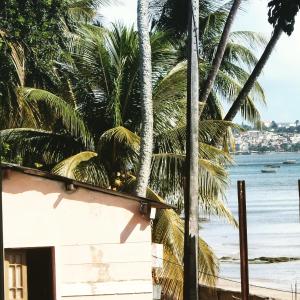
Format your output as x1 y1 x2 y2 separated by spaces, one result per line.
3 171 153 300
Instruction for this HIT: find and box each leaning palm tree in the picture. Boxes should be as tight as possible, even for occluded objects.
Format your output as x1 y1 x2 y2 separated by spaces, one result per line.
199 0 242 105
224 0 300 122
151 0 267 126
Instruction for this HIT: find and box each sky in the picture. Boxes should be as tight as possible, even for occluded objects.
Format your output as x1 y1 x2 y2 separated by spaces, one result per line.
100 0 300 123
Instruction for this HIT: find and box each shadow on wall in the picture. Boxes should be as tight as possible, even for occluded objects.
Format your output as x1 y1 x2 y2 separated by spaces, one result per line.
4 171 150 243
3 171 139 213
120 214 148 243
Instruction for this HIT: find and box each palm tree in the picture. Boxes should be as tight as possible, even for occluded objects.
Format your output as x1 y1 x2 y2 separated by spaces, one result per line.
199 0 242 105
268 0 300 36
224 26 282 122
1 23 238 299
151 0 267 126
136 0 154 197
223 0 300 122
1 2 269 298
0 0 110 131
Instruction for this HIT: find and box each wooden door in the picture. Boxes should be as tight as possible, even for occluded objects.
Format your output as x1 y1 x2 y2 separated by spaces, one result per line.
5 250 28 300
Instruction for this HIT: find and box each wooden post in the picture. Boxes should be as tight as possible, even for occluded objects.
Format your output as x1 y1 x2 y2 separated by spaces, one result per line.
0 140 5 300
238 181 249 300
184 0 199 299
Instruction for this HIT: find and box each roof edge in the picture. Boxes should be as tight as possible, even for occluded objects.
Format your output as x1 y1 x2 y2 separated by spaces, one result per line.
1 163 174 210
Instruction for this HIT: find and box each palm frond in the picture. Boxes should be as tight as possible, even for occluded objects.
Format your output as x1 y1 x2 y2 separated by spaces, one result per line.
1 128 84 166
0 30 25 87
98 126 140 151
220 61 266 105
240 96 262 124
52 151 97 178
67 0 113 21
19 87 93 148
155 120 241 153
153 209 219 299
224 42 259 70
229 31 268 50
153 61 187 132
150 152 236 226
98 126 140 173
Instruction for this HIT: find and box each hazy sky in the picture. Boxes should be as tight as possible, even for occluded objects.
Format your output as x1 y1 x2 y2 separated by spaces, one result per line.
101 0 300 123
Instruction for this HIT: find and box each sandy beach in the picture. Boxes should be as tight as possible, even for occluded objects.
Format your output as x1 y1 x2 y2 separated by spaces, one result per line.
215 278 295 300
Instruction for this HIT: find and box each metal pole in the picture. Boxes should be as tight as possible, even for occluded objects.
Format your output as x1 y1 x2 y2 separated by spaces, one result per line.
0 138 5 299
298 180 300 223
238 180 249 300
184 0 199 299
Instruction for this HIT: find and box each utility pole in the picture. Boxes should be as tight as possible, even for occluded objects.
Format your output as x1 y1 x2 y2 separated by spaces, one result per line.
0 139 5 300
184 0 199 299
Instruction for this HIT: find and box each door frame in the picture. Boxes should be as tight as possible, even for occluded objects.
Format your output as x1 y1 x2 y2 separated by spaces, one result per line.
4 249 28 300
4 247 56 300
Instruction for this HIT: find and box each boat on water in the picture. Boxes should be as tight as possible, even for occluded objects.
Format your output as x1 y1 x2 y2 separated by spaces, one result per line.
282 160 297 165
261 168 277 173
264 164 281 168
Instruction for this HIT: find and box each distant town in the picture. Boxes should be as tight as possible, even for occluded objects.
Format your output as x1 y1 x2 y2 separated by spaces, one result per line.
235 121 300 153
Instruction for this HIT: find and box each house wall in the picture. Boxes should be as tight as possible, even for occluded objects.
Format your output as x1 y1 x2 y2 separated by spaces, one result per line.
2 171 153 300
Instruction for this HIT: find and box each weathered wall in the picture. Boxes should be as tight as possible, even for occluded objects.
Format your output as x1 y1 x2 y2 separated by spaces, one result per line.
3 171 153 300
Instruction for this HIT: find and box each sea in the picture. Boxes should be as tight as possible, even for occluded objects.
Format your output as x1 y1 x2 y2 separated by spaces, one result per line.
201 152 300 293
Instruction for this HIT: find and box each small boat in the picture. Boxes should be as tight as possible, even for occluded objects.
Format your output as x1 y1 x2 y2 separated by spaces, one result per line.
264 164 281 168
283 160 297 165
261 168 277 173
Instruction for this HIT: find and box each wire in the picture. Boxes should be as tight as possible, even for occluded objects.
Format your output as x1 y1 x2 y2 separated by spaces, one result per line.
152 255 299 294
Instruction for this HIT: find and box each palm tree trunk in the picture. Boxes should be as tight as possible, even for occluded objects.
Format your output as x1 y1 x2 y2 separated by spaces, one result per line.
199 0 242 105
184 0 199 299
135 0 153 198
224 26 283 121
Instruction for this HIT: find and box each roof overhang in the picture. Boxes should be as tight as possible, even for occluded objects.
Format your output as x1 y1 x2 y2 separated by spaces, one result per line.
1 163 174 210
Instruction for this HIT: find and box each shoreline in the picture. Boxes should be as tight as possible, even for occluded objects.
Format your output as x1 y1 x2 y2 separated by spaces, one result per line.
213 278 294 300
201 152 300 298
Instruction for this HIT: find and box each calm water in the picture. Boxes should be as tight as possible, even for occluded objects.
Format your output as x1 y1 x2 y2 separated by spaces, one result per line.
201 152 300 291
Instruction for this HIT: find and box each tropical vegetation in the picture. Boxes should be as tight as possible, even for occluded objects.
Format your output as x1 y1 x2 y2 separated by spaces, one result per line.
1 0 298 299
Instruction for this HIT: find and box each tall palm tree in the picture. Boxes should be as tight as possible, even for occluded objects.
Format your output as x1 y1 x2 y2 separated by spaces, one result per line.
136 0 154 197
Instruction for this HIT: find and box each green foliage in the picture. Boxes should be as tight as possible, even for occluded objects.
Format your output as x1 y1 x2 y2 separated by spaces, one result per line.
0 1 271 298
268 0 300 35
0 0 66 73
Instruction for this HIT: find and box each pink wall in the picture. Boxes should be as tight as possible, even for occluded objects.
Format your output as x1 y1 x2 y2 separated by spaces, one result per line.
3 170 153 299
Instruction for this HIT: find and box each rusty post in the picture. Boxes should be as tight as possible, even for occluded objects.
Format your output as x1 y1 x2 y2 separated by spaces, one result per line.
238 180 249 300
